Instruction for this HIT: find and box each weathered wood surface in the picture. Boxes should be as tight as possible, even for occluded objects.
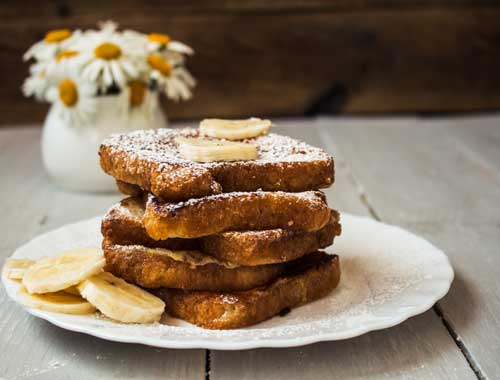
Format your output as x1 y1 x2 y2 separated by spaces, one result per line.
2 2 500 125
210 121 476 380
0 128 205 380
2 116 499 379
320 115 500 379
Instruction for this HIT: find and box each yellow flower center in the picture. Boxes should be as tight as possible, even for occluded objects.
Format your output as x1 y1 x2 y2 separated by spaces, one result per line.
58 79 78 107
147 54 172 76
45 29 72 43
56 50 79 62
129 81 146 106
94 42 121 60
148 33 170 45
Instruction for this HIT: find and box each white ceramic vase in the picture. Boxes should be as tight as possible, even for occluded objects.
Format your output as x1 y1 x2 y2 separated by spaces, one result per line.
42 94 167 193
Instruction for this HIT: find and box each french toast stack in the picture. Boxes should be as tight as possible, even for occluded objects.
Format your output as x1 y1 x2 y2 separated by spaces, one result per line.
99 118 342 329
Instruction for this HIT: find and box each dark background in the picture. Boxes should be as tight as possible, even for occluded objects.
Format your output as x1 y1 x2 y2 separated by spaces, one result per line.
1 0 500 126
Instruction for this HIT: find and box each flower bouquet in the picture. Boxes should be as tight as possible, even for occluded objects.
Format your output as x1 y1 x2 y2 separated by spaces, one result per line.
22 21 196 192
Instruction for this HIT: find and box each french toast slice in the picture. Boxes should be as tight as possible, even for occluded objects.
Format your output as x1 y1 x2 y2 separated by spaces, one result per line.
144 191 331 239
103 243 285 292
102 196 341 266
154 252 340 329
102 196 197 251
115 180 143 197
100 128 334 202
201 219 340 266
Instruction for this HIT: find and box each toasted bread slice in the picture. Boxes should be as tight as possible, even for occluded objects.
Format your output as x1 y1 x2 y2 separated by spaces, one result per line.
100 128 334 202
103 243 285 292
102 197 197 251
115 180 143 197
202 216 340 266
154 252 340 329
144 191 331 239
102 196 341 266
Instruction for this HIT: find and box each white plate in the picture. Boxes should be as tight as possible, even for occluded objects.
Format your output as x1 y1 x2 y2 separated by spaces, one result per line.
2 214 453 350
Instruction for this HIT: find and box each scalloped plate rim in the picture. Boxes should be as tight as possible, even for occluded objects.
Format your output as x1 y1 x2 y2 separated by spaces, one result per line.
2 213 454 350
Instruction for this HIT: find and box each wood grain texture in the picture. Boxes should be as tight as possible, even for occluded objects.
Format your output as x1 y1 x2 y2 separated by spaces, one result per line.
210 121 476 380
2 0 499 16
0 118 496 379
324 115 500 379
1 2 500 125
211 312 473 380
0 128 205 380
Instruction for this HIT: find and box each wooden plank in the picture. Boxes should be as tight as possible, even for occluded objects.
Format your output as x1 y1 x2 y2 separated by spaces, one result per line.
325 115 500 379
444 114 500 176
210 119 476 380
2 6 500 125
211 312 474 380
318 116 500 225
0 128 205 380
274 120 371 217
2 0 499 19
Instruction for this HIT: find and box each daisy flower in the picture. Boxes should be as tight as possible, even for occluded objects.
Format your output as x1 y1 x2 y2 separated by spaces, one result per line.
46 73 98 126
22 73 48 101
22 61 51 100
22 20 197 112
44 49 82 81
146 33 194 55
148 54 196 101
23 29 81 62
76 21 145 91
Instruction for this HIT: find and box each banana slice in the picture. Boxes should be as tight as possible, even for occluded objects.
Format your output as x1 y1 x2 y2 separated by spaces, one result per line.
176 137 258 163
64 286 80 296
200 118 272 140
17 286 96 315
78 272 165 323
2 259 35 280
23 248 105 294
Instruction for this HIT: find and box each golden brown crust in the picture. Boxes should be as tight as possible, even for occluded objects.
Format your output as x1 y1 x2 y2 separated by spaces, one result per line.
103 243 285 292
145 191 331 239
102 197 341 265
99 128 334 202
202 211 341 266
115 180 144 197
101 197 198 251
154 252 340 329
100 146 222 201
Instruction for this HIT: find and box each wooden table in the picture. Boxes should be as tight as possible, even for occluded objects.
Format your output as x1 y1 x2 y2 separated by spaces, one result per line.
1 115 498 379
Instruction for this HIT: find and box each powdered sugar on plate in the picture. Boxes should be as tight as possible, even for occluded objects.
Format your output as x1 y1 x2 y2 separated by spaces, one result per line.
2 214 453 350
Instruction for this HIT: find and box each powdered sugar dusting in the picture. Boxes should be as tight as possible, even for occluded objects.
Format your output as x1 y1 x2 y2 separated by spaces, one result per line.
4 214 453 349
109 197 144 222
148 190 326 211
102 128 330 166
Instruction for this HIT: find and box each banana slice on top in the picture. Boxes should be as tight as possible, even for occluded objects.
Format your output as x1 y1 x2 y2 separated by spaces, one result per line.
200 118 272 140
78 272 165 324
17 286 96 315
177 137 258 163
22 248 105 294
2 259 35 280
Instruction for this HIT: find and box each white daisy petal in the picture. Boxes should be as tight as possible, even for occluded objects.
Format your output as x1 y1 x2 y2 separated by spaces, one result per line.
45 86 58 103
167 41 194 55
83 61 101 82
176 67 196 87
120 59 138 77
172 77 191 100
102 63 113 87
110 60 125 86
